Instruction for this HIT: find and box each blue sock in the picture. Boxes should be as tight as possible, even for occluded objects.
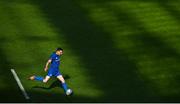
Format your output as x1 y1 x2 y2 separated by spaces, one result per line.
34 76 43 81
62 82 68 92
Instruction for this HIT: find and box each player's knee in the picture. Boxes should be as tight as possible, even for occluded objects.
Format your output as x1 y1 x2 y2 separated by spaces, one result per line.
43 79 48 83
61 79 65 83
57 75 65 83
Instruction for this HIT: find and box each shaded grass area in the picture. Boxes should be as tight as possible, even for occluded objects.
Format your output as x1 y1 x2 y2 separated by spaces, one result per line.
76 0 180 101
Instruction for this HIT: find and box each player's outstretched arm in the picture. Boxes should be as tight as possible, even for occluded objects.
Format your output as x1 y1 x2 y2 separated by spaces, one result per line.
44 59 52 72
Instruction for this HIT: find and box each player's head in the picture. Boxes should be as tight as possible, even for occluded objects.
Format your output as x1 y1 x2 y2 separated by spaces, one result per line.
56 48 63 56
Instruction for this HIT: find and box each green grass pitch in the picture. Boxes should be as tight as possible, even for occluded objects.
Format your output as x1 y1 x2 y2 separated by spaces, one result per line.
0 0 180 102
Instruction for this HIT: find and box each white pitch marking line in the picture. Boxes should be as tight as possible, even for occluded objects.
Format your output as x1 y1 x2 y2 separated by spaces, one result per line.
11 69 30 100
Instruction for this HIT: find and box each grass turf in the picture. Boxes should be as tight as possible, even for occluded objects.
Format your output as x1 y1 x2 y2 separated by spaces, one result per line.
0 0 180 102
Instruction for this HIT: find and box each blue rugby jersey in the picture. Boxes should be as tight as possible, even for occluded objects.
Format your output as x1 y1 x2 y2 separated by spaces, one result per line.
49 52 60 69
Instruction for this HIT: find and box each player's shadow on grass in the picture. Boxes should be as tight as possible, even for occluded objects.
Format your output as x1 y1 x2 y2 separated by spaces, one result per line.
32 74 70 90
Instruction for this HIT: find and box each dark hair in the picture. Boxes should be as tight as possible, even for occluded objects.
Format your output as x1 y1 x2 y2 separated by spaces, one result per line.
56 47 63 51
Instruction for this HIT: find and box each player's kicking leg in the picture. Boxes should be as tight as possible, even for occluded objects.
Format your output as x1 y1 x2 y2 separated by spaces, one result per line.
29 75 50 83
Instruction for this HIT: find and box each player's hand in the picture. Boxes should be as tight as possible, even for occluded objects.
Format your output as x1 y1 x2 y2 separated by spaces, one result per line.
44 67 48 72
